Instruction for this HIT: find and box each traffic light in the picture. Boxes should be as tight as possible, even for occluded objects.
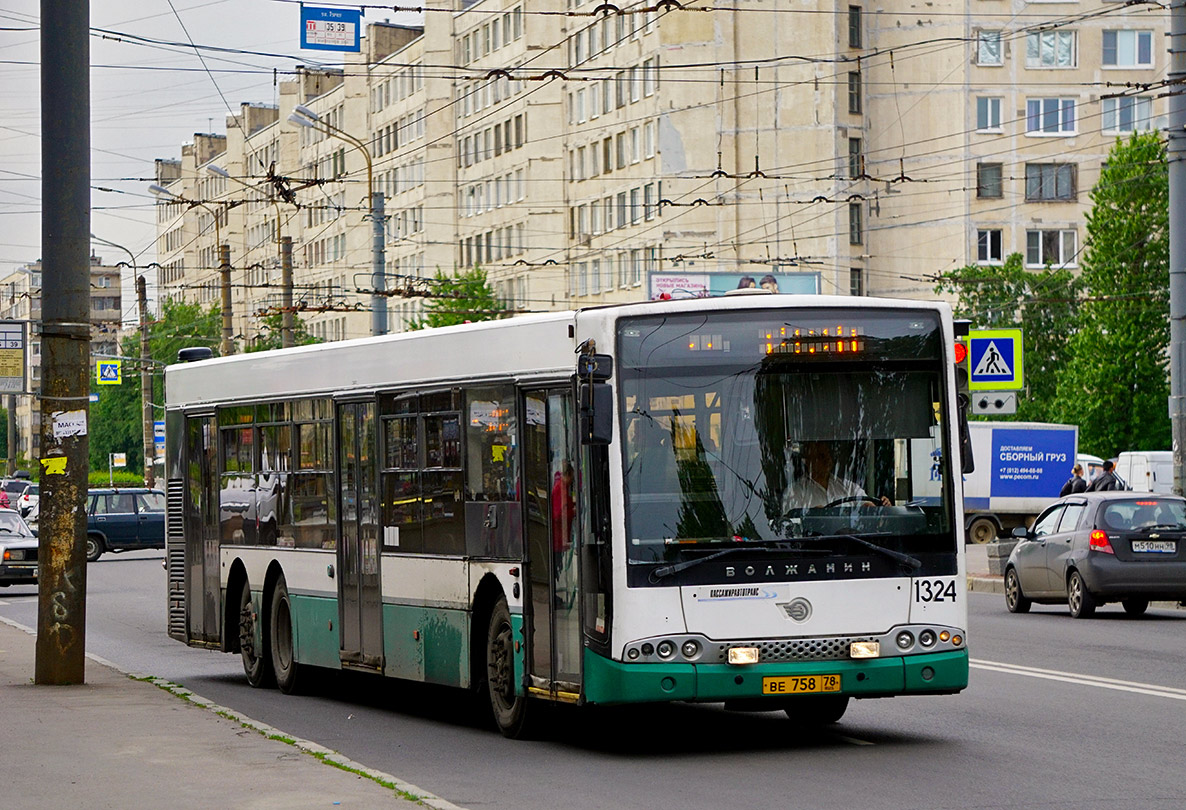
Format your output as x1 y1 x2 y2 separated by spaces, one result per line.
953 321 974 473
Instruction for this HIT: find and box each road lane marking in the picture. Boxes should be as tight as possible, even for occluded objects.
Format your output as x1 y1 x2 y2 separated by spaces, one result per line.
971 658 1186 701
832 734 875 746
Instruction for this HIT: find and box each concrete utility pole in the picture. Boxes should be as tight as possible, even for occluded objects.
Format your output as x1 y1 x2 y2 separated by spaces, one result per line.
281 236 295 348
37 0 90 684
219 243 233 356
137 276 155 488
371 191 387 337
1171 0 1186 497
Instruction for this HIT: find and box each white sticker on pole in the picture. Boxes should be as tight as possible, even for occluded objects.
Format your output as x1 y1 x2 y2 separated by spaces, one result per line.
52 410 88 439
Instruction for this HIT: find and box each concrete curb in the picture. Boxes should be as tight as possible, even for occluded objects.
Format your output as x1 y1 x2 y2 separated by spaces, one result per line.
0 615 468 810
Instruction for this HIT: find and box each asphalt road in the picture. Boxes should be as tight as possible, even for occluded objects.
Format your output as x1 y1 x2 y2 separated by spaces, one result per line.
3 550 1184 810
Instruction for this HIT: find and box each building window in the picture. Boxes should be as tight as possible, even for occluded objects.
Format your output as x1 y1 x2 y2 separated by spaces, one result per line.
976 97 1002 131
977 229 1003 264
848 138 863 179
1026 229 1077 267
849 267 864 296
976 163 1003 199
848 6 862 49
1026 31 1076 68
1102 96 1154 133
1025 163 1077 201
977 31 1003 66
1103 30 1153 67
849 202 862 245
1026 98 1076 134
847 72 862 114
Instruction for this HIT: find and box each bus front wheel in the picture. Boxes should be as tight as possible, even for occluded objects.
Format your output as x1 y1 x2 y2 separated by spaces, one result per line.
486 597 530 738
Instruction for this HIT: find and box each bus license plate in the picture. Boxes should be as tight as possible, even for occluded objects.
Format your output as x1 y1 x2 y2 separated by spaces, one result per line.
1132 540 1175 553
762 674 841 695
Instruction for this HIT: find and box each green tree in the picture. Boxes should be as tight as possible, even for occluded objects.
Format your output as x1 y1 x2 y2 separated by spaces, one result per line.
245 311 322 353
934 252 1082 423
89 299 221 473
408 267 510 330
1051 131 1170 456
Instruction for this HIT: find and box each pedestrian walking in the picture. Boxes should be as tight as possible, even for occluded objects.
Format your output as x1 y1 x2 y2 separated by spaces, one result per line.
1059 464 1087 497
1085 459 1123 492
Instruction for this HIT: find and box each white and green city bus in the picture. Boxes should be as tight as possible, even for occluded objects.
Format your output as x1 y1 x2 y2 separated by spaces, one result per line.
165 294 970 736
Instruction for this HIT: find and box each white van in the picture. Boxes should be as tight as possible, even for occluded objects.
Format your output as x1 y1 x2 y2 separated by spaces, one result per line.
1114 451 1173 493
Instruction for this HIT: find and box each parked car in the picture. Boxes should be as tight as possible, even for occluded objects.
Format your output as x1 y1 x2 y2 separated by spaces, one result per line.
0 508 39 587
1004 492 1186 618
86 488 166 562
17 483 38 517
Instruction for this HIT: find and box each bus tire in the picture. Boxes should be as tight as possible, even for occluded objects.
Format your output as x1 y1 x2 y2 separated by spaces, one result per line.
239 579 274 688
967 518 997 545
785 695 849 725
269 578 302 694
486 596 530 738
86 534 105 562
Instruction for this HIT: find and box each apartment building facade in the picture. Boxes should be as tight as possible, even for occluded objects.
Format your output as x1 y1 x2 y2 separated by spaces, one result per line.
153 1 1166 343
0 257 123 461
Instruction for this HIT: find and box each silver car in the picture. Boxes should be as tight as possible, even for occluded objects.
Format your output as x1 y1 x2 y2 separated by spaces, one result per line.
0 508 38 587
1004 492 1186 618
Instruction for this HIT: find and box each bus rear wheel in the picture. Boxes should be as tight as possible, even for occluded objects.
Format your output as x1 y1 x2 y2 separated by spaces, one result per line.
486 596 530 738
270 578 302 694
785 696 849 725
238 580 274 688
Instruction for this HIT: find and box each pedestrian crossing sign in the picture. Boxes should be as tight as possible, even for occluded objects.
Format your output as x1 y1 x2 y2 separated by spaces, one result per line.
968 328 1022 391
96 359 122 385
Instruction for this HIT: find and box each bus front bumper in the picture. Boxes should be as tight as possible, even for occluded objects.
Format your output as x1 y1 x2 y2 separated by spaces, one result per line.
582 647 969 706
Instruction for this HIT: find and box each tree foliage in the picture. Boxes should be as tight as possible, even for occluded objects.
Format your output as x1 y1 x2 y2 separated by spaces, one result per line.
1051 131 1170 456
934 253 1082 423
245 311 322 353
408 267 510 330
88 299 221 473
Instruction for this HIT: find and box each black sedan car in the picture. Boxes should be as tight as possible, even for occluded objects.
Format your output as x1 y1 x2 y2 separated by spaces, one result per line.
1004 492 1186 618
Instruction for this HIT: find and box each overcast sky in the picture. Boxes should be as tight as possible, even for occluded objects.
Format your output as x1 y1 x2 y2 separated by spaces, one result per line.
0 1 417 319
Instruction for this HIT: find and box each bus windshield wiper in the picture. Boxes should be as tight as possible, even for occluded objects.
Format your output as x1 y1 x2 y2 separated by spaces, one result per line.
648 545 784 583
789 533 922 571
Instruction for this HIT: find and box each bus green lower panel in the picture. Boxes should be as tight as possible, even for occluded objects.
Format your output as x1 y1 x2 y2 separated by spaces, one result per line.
583 648 969 706
290 594 342 670
512 613 526 697
382 604 470 688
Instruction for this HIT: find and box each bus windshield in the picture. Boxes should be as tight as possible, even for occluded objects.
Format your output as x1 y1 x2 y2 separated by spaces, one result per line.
617 308 955 575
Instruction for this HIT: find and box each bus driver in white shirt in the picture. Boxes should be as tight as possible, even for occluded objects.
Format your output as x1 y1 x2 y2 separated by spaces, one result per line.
783 440 891 511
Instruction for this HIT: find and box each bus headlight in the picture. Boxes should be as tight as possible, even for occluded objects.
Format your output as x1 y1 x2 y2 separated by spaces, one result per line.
727 646 760 665
918 630 937 648
681 640 700 659
656 640 676 659
895 631 915 650
850 641 880 659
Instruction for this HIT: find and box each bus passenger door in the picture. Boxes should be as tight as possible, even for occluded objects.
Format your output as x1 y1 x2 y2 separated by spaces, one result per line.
523 389 581 694
337 401 383 670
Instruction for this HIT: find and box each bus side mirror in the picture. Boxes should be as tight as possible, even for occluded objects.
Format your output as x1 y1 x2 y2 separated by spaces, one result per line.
580 382 613 445
958 393 975 475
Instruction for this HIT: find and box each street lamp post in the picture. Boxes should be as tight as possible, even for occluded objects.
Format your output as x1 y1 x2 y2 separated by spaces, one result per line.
288 105 387 336
149 184 236 355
